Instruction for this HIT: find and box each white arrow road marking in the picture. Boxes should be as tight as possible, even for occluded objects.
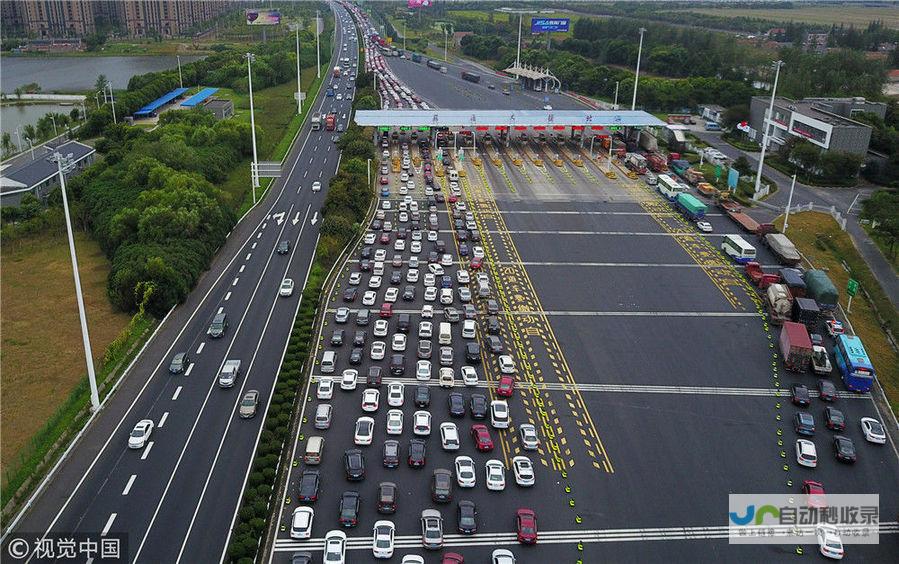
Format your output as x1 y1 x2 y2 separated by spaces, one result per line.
292 211 301 225
273 212 286 225
311 212 319 225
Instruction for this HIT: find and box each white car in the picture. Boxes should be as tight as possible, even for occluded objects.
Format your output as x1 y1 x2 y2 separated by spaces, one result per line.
386 409 404 435
394 239 406 252
324 530 347 563
341 369 358 391
454 455 476 487
440 288 454 305
428 263 445 276
460 366 478 386
312 181 322 192
816 524 844 560
374 319 389 337
364 233 376 245
387 382 405 407
696 221 713 233
456 270 470 284
392 333 407 352
490 400 510 429
410 241 422 253
371 341 387 360
362 290 377 306
362 388 380 412
384 287 399 303
441 254 454 267
128 419 154 449
413 410 432 436
519 423 539 450
424 287 438 302
472 246 485 259
428 230 438 241
354 416 375 445
462 319 476 339
860 417 886 444
280 278 295 297
290 506 314 539
458 287 472 303
498 355 517 374
485 459 506 491
317 377 334 400
423 273 436 287
795 439 817 468
421 305 434 318
368 275 382 289
543 104 552 110
439 367 455 388
412 230 422 241
512 456 535 486
374 249 387 262
440 422 460 451
407 268 420 283
492 549 516 564
383 200 393 211
372 520 395 559
349 271 363 285
419 321 433 338
416 360 432 381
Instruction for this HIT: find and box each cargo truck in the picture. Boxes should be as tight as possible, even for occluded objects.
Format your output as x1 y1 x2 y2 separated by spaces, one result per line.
625 153 648 174
727 211 760 234
645 153 668 173
696 182 718 198
311 113 322 131
779 321 812 373
427 59 442 71
745 262 781 289
764 233 801 266
803 269 838 311
792 297 820 329
780 268 806 298
333 66 341 78
325 113 336 131
461 71 481 83
675 192 707 220
765 283 793 325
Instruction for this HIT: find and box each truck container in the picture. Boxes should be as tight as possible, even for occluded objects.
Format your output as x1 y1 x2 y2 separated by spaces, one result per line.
218 360 241 388
325 113 336 131
717 197 742 214
427 59 442 71
333 66 341 78
624 153 647 174
792 297 820 329
461 71 481 83
696 182 718 198
745 262 781 289
645 153 668 173
411 53 422 63
811 345 832 375
675 193 707 220
727 211 760 234
764 233 801 266
779 268 806 298
311 113 322 131
765 283 793 325
669 158 691 177
803 269 838 311
779 321 813 373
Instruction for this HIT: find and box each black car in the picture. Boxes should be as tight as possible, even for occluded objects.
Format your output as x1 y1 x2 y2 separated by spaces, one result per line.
382 440 400 468
459 243 469 257
790 383 810 407
435 193 445 203
403 286 416 301
463 304 477 320
331 329 345 346
431 469 453 503
428 251 439 264
343 288 358 302
486 299 499 316
396 229 407 240
297 469 320 502
361 246 372 260
353 330 367 347
371 220 382 231
414 385 431 408
435 240 446 253
486 316 501 335
817 380 837 402
397 314 411 333
833 435 857 463
470 394 488 419
344 449 365 481
208 312 228 338
457 500 478 534
457 229 469 242
465 342 481 363
360 259 371 272
408 439 427 468
367 366 382 387
277 240 290 254
377 481 397 514
356 309 370 326
487 335 503 354
349 347 363 365
824 406 846 431
448 392 465 418
169 352 189 374
470 229 480 242
794 412 815 436
390 354 405 376
390 271 403 285
338 491 360 527
290 553 312 564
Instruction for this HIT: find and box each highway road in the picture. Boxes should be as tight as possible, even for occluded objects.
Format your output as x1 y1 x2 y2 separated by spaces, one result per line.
3 3 360 563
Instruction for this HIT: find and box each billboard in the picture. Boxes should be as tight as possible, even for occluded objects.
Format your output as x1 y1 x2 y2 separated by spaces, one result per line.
246 8 281 26
531 18 570 33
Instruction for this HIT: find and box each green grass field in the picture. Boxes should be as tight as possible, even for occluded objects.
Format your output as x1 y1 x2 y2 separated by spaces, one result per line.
682 6 899 29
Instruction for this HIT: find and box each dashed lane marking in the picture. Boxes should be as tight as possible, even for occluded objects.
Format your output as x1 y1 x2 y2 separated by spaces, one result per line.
140 442 153 461
101 513 117 536
195 342 204 355
121 475 136 496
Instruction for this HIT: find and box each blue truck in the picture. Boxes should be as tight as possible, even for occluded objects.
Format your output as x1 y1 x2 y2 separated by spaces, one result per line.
675 192 707 220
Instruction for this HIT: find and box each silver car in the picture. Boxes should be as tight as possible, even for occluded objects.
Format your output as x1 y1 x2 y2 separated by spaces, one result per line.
420 509 443 550
239 390 259 418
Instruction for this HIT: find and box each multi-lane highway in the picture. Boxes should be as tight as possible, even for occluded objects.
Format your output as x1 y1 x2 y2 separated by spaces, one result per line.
4 3 361 562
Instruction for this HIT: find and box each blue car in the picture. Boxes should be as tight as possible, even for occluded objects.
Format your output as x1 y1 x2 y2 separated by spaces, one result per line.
326 89 334 97
381 188 390 197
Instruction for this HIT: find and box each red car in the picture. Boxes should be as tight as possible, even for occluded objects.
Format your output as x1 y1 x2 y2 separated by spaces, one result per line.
470 424 494 452
379 232 391 244
379 176 389 185
516 508 538 544
442 554 464 564
497 375 515 397
469 256 483 270
448 194 458 203
380 303 393 318
802 480 827 509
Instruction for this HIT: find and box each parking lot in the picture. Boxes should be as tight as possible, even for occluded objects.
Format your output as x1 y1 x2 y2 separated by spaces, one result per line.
271 130 899 563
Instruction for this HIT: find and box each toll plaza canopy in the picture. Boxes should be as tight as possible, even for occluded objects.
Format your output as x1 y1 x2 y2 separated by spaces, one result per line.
134 87 188 117
181 87 219 108
354 109 666 129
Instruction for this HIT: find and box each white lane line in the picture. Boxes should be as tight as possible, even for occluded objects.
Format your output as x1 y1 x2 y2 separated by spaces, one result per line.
245 253 252 261
195 342 204 355
217 307 223 314
171 386 182 401
319 170 323 178
262 223 267 229
225 292 231 301
303 170 308 178
140 442 153 461
184 362 194 376
122 475 137 496
252 242 257 249
232 277 239 286
101 513 117 536
309 157 313 164
514 310 760 317
158 412 169 428
240 264 246 273
257 232 262 239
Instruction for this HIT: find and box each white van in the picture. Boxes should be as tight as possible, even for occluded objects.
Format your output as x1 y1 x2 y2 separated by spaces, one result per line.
439 322 452 345
321 350 336 374
304 436 324 465
721 234 756 264
448 169 459 182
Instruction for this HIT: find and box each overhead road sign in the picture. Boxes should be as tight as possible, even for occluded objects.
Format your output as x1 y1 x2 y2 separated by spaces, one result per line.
531 18 570 33
354 109 666 128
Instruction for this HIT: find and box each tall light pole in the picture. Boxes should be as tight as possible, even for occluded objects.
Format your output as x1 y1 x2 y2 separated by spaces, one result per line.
13 126 22 152
754 60 784 195
176 55 183 88
783 173 797 233
247 53 260 204
443 28 448 62
295 26 303 115
55 152 101 412
107 82 117 125
315 10 321 79
613 81 620 109
402 20 406 52
516 14 523 70
631 27 646 111
50 114 58 137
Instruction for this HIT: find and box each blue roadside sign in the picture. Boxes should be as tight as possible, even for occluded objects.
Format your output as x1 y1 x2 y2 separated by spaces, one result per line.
531 18 570 33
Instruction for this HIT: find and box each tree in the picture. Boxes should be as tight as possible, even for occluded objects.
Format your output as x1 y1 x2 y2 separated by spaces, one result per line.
861 190 899 258
1 132 13 156
721 104 750 130
14 87 22 99
95 74 109 96
733 155 752 176
789 140 821 173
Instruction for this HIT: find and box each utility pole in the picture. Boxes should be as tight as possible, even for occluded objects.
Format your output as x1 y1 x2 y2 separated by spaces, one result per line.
247 53 260 204
402 20 406 51
107 82 117 124
613 81 620 109
754 60 784 195
783 173 797 233
316 10 322 79
516 14 522 70
631 27 646 111
295 26 303 115
443 27 448 61
177 55 183 88
56 152 101 412
50 114 58 137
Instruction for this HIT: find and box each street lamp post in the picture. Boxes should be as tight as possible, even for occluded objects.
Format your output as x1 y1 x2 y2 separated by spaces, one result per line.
49 114 58 137
516 14 522 70
107 82 117 125
316 10 322 79
443 28 448 62
783 173 797 233
13 126 22 152
247 53 260 204
177 55 183 88
754 60 785 195
402 20 406 52
613 81 620 109
55 152 101 412
295 26 303 115
631 28 646 111
95 92 101 109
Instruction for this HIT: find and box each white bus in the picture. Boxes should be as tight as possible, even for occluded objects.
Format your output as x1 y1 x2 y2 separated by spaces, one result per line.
721 234 756 263
656 174 685 201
